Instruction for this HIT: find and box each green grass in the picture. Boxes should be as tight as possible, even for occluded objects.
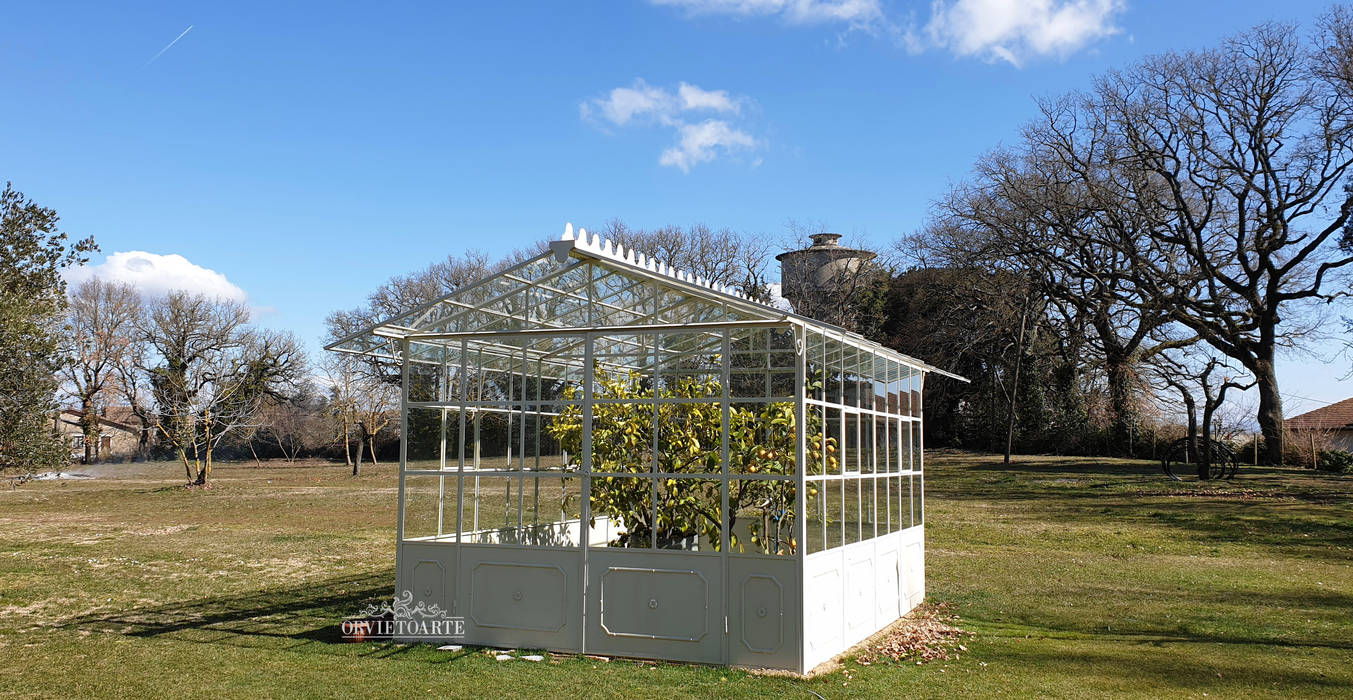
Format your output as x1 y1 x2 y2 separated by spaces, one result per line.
1 453 1349 698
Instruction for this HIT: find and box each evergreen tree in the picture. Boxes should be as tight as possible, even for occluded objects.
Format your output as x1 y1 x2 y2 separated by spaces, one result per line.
0 183 96 471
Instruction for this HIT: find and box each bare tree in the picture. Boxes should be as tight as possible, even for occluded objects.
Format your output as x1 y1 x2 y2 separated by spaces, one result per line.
1026 15 1353 464
321 353 360 473
352 376 398 471
261 383 324 463
599 219 773 301
59 279 143 463
143 292 306 484
925 149 1174 453
1146 347 1255 478
113 339 156 460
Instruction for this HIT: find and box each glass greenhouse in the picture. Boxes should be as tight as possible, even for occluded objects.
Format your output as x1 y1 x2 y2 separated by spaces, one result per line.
327 225 964 672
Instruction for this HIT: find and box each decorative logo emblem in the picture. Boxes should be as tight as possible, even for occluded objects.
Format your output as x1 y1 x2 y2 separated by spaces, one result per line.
341 590 465 641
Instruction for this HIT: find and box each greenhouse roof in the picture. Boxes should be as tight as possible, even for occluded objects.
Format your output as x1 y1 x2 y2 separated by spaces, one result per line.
326 224 965 382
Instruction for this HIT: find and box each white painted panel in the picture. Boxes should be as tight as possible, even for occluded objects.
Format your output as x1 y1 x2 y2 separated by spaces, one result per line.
802 550 844 670
876 545 901 622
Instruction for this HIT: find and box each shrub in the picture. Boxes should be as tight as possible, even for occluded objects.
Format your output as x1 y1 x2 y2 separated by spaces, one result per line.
1316 449 1353 474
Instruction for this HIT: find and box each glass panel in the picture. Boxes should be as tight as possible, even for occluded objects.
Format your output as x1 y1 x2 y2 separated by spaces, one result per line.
887 476 901 534
807 405 827 476
900 365 912 416
591 402 653 474
406 343 447 402
590 476 654 548
657 477 721 551
900 420 913 472
845 478 862 545
520 476 583 546
911 369 923 418
825 407 843 474
843 346 860 407
461 476 521 543
806 479 826 554
769 327 798 398
402 474 450 541
825 479 843 550
806 331 826 402
730 401 796 475
826 340 843 404
844 412 861 473
860 414 876 474
517 411 568 471
879 416 893 473
886 360 901 415
467 405 513 470
872 354 887 412
908 474 917 527
406 407 450 471
657 400 723 474
729 479 796 555
861 477 878 540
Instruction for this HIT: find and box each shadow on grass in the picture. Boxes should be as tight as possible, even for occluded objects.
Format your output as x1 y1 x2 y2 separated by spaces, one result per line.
58 569 470 662
928 455 1353 560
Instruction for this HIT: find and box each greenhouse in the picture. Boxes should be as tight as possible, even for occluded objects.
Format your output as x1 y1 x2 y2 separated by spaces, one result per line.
327 225 963 672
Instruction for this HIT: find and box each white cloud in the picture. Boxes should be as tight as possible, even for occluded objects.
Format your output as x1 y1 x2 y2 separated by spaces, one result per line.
581 79 740 128
64 251 247 303
659 120 758 173
581 80 758 172
653 0 1125 65
652 0 885 29
677 83 739 113
922 0 1125 66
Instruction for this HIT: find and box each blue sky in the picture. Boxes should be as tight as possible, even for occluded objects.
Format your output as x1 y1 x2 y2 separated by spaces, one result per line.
4 1 1349 419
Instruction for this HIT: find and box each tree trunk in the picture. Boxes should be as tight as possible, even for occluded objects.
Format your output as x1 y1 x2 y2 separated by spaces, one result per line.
1105 358 1135 456
1199 403 1216 480
342 412 353 469
1004 303 1030 466
1253 355 1284 466
368 435 379 466
178 448 194 483
80 398 98 465
196 414 212 485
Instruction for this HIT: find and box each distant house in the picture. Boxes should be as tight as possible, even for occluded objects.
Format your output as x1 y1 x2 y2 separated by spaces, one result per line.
53 408 147 462
1286 398 1353 452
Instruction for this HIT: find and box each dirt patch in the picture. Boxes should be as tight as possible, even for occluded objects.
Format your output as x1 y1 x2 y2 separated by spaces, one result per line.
126 524 194 536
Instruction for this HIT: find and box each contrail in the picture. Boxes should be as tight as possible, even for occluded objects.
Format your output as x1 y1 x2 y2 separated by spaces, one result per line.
145 25 193 66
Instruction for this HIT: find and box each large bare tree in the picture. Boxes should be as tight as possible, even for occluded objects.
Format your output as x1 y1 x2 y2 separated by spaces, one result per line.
143 292 305 484
975 14 1353 464
60 279 143 463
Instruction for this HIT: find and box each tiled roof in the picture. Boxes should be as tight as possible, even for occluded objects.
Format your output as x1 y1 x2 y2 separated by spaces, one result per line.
58 408 143 434
1287 397 1353 431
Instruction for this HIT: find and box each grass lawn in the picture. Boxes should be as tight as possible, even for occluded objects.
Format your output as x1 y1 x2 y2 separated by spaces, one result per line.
1 453 1349 698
